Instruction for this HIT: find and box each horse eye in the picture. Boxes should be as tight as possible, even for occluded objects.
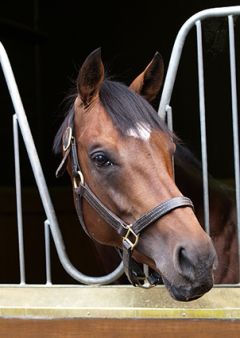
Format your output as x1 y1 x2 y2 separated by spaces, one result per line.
91 153 113 168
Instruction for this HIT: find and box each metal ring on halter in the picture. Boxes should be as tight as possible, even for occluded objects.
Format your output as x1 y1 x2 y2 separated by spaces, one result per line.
62 126 73 152
73 170 84 188
122 225 139 250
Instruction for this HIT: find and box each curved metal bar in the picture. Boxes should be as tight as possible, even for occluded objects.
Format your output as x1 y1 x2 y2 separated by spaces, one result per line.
0 41 124 285
158 5 240 119
45 220 124 285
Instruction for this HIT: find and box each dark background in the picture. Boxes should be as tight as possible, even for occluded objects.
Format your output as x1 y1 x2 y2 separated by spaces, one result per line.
1 0 240 185
0 1 239 283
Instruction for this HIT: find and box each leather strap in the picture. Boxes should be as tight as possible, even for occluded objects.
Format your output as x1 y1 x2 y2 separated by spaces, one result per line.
55 148 70 178
132 196 194 235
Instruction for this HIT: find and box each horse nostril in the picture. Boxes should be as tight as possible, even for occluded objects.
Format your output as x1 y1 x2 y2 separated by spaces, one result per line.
175 246 195 281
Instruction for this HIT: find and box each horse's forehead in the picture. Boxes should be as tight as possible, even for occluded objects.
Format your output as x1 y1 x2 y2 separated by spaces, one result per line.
75 101 119 140
74 98 173 153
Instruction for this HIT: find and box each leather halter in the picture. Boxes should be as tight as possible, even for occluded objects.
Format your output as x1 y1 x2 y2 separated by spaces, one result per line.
56 119 194 288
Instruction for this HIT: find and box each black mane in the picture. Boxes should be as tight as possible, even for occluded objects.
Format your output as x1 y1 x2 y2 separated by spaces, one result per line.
53 79 175 154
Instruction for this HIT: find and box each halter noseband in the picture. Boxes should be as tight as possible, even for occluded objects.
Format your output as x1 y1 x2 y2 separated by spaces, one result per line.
56 121 194 288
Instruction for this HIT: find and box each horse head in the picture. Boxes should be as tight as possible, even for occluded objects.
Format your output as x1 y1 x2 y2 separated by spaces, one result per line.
56 48 217 301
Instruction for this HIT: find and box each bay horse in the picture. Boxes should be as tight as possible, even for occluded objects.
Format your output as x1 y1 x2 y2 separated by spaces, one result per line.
54 48 217 302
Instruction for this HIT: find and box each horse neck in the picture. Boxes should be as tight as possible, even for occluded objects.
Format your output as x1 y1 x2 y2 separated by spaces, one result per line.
174 145 235 232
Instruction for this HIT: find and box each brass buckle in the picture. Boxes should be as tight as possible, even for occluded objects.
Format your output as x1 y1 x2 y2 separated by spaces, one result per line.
63 127 73 152
73 170 84 188
123 225 139 250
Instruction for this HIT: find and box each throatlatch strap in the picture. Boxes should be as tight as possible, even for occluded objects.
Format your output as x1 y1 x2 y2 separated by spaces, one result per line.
122 240 145 286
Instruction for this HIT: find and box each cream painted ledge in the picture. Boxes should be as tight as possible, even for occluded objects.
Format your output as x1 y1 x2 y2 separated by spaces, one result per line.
0 285 239 319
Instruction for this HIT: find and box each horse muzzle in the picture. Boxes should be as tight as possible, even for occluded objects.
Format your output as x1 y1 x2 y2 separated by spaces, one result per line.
162 274 214 301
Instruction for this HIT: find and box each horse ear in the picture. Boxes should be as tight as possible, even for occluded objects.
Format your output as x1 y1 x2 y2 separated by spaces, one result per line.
129 52 164 102
77 48 104 106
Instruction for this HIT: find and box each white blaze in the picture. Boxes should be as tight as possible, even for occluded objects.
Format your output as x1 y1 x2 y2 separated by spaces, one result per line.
127 123 151 141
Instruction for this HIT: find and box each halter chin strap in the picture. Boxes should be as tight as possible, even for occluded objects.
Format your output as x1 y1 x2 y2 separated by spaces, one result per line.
56 125 194 288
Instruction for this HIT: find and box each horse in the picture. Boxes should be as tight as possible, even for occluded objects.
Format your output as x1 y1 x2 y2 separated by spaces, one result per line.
53 48 217 302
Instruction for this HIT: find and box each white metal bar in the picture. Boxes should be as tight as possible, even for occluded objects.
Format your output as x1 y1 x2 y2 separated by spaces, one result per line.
44 220 52 285
228 15 240 271
196 20 210 234
166 105 175 179
166 105 173 132
13 114 26 284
